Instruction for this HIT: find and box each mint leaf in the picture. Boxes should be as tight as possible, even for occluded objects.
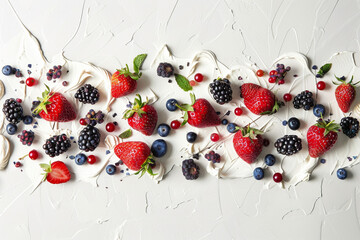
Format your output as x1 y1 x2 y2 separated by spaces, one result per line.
318 63 332 77
133 54 147 74
175 74 192 92
119 129 132 139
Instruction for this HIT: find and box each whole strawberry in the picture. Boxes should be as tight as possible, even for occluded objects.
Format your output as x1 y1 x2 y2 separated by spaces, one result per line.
114 141 156 177
233 126 263 164
178 93 221 128
123 94 158 136
40 161 71 184
33 85 76 122
240 83 282 115
111 54 147 98
334 76 358 113
307 119 340 158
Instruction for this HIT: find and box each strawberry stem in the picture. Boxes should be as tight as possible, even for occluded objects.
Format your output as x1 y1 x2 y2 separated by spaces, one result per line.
315 119 340 136
177 93 196 126
32 85 55 115
134 155 157 178
123 94 148 119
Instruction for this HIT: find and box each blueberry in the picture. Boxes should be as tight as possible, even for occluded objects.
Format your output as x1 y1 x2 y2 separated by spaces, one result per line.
75 153 87 165
23 115 33 125
166 98 178 111
2 65 13 76
221 119 228 125
337 168 347 180
312 65 318 70
227 123 238 133
313 104 325 118
157 123 171 137
186 132 197 143
265 154 276 166
282 120 288 126
253 167 264 180
316 74 321 78
288 117 300 130
151 139 167 157
6 123 17 135
106 164 116 175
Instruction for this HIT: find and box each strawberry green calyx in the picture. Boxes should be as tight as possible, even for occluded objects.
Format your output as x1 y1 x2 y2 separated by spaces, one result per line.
240 125 263 139
117 54 147 80
176 93 196 126
123 94 148 119
333 75 360 86
134 155 157 178
39 161 52 182
315 119 340 136
260 99 283 115
32 85 55 115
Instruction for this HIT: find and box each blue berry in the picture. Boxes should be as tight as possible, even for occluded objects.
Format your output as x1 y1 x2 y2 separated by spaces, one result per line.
186 132 197 143
340 76 346 80
151 139 167 157
337 168 347 180
265 154 276 166
2 65 13 76
23 115 33 125
157 123 171 137
288 117 300 130
106 164 116 175
227 123 238 133
166 99 178 111
313 104 325 118
312 65 318 70
221 119 228 125
75 153 87 165
316 74 322 78
253 167 264 180
282 120 288 126
6 123 17 135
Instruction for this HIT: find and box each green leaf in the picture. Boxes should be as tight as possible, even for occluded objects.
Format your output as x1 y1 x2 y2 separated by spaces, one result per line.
190 93 196 105
133 54 147 74
318 63 332 76
39 163 49 169
175 73 192 92
181 112 189 126
119 129 132 139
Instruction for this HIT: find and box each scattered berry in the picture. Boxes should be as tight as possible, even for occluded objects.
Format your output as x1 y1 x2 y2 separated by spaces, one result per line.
43 134 71 157
75 153 87 165
78 125 101 152
274 135 302 156
29 150 39 160
157 62 174 78
26 77 36 87
2 65 14 76
79 118 87 126
268 77 276 83
151 139 167 157
14 69 22 78
18 130 35 146
190 80 197 86
313 104 326 118
205 150 221 163
166 99 178 111
182 159 200 180
273 172 283 183
221 119 228 125
194 73 204 82
283 93 292 102
16 98 22 103
209 78 233 105
340 117 359 138
74 84 100 104
269 64 291 84
84 109 105 126
106 122 116 132
2 98 24 124
265 154 276 166
106 164 116 175
337 168 347 180
288 117 300 130
23 115 33 125
170 120 181 129
234 107 243 116
46 65 62 80
269 70 277 76
253 167 264 180
317 81 326 90
6 123 17 135
263 138 270 147
293 91 315 110
312 65 318 70
227 123 238 133
210 133 220 142
14 161 22 168
186 132 197 143
282 120 288 126
87 155 97 164
157 123 171 137
256 69 264 77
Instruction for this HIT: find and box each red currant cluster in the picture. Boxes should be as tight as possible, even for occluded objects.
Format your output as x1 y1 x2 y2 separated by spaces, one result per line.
268 63 291 85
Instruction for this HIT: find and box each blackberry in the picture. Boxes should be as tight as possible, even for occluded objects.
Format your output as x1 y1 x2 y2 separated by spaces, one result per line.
340 117 359 138
182 159 200 180
274 135 302 156
43 134 71 157
74 84 100 104
157 62 174 78
205 151 221 163
18 130 35 146
78 125 101 152
209 78 232 105
31 101 42 118
2 98 23 124
293 91 314 110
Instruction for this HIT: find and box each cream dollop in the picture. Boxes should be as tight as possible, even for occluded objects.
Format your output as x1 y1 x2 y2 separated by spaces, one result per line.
0 80 4 100
0 134 11 170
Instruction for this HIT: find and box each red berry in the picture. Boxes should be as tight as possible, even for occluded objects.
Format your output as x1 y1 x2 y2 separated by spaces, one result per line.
283 93 292 102
16 98 22 103
273 173 283 183
79 118 87 126
256 69 264 77
263 138 270 147
210 133 220 142
317 81 326 90
106 122 116 132
190 80 197 86
268 77 276 83
29 150 39 160
15 162 22 168
26 77 36 87
234 107 243 116
278 79 285 85
170 120 181 129
269 70 277 76
87 155 97 164
194 73 204 82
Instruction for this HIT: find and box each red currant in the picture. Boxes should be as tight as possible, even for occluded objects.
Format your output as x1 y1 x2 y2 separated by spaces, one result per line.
189 80 197 86
317 81 326 90
87 155 97 164
26 77 36 87
106 122 116 132
29 150 39 160
283 93 292 102
16 98 22 103
278 79 285 85
210 133 220 142
171 120 181 129
269 70 277 76
79 118 87 126
234 107 243 116
256 69 264 77
273 172 283 183
268 77 276 83
15 162 22 168
194 73 204 82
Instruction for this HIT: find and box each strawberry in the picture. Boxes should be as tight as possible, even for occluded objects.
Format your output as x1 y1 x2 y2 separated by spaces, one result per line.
40 161 71 184
114 141 156 177
123 94 158 136
233 126 263 164
240 83 282 115
111 54 147 98
334 76 358 113
33 85 76 122
177 93 221 128
307 119 340 158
